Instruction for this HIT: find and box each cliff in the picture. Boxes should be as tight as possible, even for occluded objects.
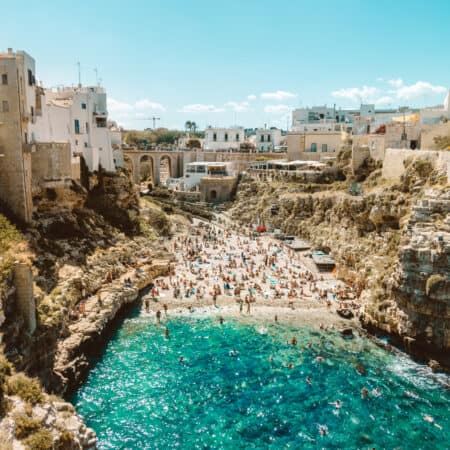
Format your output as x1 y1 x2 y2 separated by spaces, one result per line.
230 159 450 368
0 173 184 448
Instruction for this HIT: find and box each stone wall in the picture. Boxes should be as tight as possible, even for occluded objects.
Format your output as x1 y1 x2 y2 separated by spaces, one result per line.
31 142 72 188
200 176 237 203
13 263 36 334
382 148 450 181
420 122 450 149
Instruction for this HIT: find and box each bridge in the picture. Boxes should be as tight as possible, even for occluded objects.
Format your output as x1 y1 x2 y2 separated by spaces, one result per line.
122 150 185 186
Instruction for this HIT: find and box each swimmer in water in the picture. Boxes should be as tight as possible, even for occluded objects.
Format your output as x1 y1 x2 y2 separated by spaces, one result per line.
372 387 382 397
306 376 312 385
287 363 294 369
219 316 224 325
165 327 170 338
316 355 324 362
361 387 369 398
329 400 341 409
291 336 297 346
179 356 184 363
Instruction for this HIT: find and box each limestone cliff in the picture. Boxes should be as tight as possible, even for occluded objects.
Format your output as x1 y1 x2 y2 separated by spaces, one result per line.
0 173 184 448
230 160 450 368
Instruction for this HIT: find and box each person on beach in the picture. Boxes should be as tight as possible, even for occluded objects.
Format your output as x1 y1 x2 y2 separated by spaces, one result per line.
156 310 161 324
163 304 168 315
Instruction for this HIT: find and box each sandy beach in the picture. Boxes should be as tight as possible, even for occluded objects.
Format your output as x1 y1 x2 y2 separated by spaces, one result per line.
139 218 359 331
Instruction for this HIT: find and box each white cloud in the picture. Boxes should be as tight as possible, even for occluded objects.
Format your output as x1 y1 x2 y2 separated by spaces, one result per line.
394 81 447 100
225 101 249 112
247 94 257 101
108 97 166 121
374 96 394 106
331 85 380 103
332 79 448 107
107 98 133 113
261 90 297 100
388 78 403 88
135 99 165 111
264 104 292 113
178 104 225 113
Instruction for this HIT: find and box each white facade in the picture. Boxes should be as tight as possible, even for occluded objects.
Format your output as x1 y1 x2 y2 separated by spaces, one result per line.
178 162 231 190
45 86 115 172
204 127 244 151
255 128 282 152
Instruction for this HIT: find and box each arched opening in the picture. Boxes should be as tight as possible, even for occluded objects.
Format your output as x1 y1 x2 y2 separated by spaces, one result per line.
210 189 217 201
159 155 171 185
140 155 154 186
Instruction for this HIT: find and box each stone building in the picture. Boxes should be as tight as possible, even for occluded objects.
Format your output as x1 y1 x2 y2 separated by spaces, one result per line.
287 131 343 161
255 128 282 152
204 127 245 151
0 48 117 222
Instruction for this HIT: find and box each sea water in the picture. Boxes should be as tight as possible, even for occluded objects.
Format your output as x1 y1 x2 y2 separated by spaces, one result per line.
72 312 450 449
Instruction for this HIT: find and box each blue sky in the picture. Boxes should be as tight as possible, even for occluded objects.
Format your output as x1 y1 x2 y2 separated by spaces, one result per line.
2 0 449 130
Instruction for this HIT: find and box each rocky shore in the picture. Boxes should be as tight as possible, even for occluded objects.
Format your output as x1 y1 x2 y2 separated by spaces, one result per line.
230 160 450 370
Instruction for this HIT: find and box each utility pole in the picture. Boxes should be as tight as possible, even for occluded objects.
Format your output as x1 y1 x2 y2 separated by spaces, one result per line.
77 61 81 88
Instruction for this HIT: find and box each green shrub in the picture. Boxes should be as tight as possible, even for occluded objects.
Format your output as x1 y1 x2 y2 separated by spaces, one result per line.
0 215 23 252
13 413 42 439
6 374 44 405
426 274 445 296
22 429 53 450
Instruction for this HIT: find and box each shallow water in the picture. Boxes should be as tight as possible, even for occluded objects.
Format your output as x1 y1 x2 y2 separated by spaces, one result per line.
72 312 450 449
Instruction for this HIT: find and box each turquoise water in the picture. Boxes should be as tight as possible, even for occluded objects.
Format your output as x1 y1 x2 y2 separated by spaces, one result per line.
72 312 450 449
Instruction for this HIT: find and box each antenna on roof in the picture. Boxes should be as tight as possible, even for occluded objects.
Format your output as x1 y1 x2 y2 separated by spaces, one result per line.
77 61 81 88
94 68 100 86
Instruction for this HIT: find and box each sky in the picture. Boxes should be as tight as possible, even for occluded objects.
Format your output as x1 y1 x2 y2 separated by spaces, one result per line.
1 0 450 130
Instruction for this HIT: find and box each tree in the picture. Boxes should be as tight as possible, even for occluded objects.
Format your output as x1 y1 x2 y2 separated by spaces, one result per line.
191 121 197 133
185 121 192 133
186 139 201 149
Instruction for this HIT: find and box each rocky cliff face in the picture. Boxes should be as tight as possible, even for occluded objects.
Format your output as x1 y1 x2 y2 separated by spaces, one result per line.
362 189 450 366
0 172 181 448
230 164 450 367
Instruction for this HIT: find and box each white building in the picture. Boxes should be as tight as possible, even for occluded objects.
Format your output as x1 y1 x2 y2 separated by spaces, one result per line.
44 86 115 172
203 127 245 151
177 161 232 190
255 128 282 152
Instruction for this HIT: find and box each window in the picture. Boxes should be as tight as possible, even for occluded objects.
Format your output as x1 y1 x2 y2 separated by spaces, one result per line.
31 106 34 117
27 69 33 86
74 119 80 134
310 143 317 152
267 134 271 142
2 100 9 112
86 122 89 133
260 135 264 142
81 103 87 110
84 142 88 148
236 133 239 141
1 74 7 85
322 144 327 152
213 133 217 141
224 133 228 142
75 139 78 145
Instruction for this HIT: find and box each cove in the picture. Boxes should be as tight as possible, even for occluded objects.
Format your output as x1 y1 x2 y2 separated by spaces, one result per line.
72 310 450 449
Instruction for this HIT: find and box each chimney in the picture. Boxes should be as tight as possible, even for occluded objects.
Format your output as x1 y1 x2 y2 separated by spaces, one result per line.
7 48 13 54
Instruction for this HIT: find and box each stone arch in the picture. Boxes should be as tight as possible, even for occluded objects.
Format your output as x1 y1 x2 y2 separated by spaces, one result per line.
139 154 154 185
210 189 218 201
159 155 172 185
